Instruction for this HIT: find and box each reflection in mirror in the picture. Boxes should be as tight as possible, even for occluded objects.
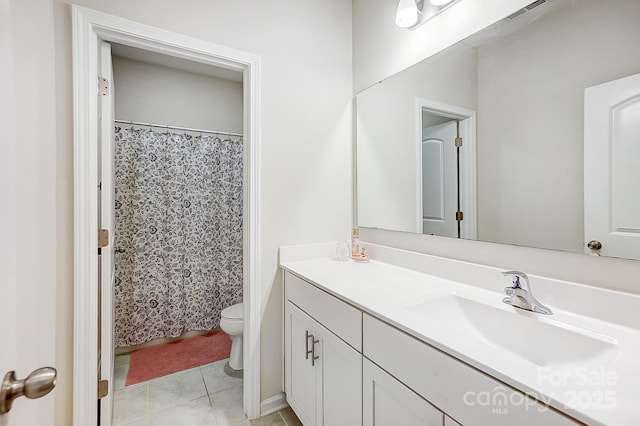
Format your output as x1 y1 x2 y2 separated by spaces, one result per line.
418 102 476 240
421 115 458 237
356 0 640 260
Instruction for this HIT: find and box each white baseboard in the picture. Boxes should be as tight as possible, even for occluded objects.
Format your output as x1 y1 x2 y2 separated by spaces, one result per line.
260 392 288 416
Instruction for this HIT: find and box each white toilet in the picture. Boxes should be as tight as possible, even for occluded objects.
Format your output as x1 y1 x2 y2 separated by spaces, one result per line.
220 302 244 370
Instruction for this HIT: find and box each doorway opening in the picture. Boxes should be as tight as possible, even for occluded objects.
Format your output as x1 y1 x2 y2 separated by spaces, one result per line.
72 6 261 425
416 98 477 240
105 43 246 425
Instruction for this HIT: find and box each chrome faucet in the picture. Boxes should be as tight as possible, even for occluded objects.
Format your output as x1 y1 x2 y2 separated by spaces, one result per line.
502 271 552 315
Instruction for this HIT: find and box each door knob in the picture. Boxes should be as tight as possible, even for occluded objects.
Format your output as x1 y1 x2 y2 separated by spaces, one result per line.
0 367 57 414
587 240 602 250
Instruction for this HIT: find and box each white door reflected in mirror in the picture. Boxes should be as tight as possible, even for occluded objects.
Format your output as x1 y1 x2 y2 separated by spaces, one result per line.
584 72 640 260
421 120 458 237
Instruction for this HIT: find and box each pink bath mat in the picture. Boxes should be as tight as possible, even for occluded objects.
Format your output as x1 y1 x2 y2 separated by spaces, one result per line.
125 331 232 385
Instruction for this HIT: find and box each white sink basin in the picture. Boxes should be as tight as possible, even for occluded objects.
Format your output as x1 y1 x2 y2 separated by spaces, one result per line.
405 293 618 367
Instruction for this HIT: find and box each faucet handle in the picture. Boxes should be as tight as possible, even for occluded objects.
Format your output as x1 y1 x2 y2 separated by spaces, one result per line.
501 270 529 289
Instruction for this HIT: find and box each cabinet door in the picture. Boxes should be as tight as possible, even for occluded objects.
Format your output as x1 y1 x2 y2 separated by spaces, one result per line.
363 358 443 426
286 302 318 425
316 323 362 426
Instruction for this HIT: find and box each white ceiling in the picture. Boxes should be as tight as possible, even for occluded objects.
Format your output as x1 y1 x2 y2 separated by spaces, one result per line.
110 43 243 82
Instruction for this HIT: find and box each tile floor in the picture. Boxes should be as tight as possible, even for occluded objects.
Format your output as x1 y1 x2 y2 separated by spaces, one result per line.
113 355 302 426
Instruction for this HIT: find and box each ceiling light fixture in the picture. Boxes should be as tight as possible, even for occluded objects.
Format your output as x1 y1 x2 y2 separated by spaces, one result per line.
395 0 422 28
395 0 461 30
430 0 454 6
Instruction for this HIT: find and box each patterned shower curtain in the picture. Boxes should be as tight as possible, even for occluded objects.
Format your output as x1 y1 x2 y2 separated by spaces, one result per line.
113 127 243 347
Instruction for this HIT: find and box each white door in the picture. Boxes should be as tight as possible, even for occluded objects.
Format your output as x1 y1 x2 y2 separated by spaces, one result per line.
98 41 115 426
421 121 458 237
316 323 362 426
0 4 19 418
0 2 18 421
285 302 317 425
0 212 18 426
363 359 443 426
585 72 640 259
1 3 56 424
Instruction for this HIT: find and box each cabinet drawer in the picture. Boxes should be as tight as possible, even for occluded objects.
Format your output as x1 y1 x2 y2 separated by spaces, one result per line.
285 271 362 351
363 314 580 426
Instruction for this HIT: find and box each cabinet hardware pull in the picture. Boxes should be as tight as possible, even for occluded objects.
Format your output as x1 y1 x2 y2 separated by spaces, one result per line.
311 336 320 366
305 330 313 360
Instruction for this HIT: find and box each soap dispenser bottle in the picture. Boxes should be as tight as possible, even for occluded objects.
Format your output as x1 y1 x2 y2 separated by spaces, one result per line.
351 228 359 259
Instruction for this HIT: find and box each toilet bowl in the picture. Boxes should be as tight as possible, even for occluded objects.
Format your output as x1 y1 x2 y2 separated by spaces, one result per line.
220 302 244 370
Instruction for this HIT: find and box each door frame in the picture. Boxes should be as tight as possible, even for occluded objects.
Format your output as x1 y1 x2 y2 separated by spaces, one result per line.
415 98 477 240
97 40 115 426
72 6 262 425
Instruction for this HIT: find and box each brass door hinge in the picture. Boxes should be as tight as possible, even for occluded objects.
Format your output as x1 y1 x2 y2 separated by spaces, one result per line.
455 137 463 147
98 380 108 399
456 211 464 221
98 229 109 248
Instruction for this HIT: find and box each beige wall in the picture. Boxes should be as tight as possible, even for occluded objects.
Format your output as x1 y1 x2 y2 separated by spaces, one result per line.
8 0 352 424
354 0 640 295
112 56 243 133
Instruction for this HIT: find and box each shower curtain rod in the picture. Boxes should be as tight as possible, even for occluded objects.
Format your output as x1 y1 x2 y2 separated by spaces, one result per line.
114 119 243 138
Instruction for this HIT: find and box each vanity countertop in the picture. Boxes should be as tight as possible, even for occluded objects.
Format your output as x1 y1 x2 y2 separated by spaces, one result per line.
280 245 640 426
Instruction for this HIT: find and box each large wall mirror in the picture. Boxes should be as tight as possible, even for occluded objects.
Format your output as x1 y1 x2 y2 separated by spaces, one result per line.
356 0 640 260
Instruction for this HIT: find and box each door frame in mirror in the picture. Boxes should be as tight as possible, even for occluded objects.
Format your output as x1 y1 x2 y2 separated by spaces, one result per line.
415 98 477 240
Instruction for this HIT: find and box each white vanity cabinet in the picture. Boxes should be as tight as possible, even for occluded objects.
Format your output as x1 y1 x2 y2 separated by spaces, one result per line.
284 272 363 426
363 314 580 426
363 360 464 426
363 358 444 426
283 268 581 426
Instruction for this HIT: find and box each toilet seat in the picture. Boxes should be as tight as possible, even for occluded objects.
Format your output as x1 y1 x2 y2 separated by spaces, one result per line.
221 303 243 320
